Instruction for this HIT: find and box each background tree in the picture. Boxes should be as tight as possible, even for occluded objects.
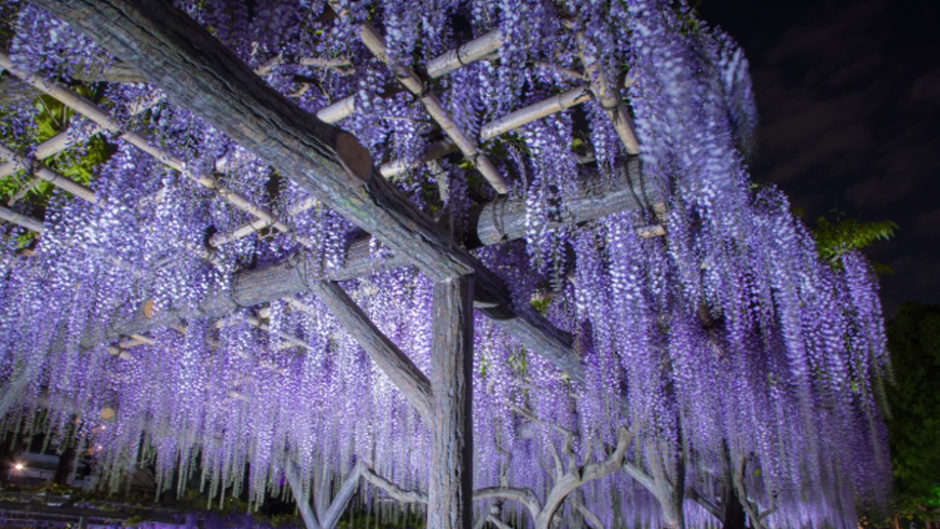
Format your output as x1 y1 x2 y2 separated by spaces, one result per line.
885 303 940 523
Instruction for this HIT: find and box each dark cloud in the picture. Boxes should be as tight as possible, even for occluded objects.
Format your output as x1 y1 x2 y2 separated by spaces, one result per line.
701 0 940 314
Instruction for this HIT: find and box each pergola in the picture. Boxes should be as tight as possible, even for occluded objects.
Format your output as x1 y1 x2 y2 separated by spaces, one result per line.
0 2 890 529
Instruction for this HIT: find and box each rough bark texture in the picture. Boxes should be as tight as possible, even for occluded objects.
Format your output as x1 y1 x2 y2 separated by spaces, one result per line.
474 157 652 245
428 276 475 529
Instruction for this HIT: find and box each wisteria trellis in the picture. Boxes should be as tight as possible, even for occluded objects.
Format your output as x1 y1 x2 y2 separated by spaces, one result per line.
0 1 890 529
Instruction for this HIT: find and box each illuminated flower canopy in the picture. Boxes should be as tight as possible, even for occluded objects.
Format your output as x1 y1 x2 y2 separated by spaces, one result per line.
0 1 889 528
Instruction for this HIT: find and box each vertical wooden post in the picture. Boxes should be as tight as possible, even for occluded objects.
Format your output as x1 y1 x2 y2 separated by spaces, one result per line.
428 275 474 529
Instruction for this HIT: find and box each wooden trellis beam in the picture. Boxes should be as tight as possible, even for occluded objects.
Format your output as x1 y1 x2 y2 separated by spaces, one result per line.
310 280 433 422
3 93 161 207
1 131 78 180
427 30 502 78
75 162 660 398
78 157 655 345
208 29 505 243
313 29 503 125
480 87 592 141
34 0 481 277
381 86 593 180
28 0 665 401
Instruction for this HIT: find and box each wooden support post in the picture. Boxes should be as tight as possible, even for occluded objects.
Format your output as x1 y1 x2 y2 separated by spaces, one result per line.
428 275 474 529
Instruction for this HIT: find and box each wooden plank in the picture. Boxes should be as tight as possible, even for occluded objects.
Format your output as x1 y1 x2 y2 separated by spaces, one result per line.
428 276 474 529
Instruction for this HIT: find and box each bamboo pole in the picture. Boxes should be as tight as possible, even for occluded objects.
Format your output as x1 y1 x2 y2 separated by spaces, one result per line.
0 131 78 179
0 52 288 233
2 92 162 209
577 36 640 155
0 143 98 203
349 18 509 194
480 87 592 141
310 30 504 125
315 95 356 124
380 87 592 179
426 30 502 79
0 204 44 233
378 140 458 179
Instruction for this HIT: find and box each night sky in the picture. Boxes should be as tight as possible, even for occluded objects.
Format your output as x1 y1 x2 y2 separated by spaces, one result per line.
697 0 940 316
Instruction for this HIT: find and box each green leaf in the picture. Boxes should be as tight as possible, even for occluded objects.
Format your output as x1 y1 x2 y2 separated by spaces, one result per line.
811 212 898 270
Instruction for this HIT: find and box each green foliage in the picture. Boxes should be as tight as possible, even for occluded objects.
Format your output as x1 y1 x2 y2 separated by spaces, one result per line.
886 303 940 518
0 87 114 213
530 296 552 315
812 212 898 271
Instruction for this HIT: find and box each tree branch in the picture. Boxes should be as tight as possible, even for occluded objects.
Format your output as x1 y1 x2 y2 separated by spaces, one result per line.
685 487 721 520
473 487 541 520
358 462 427 505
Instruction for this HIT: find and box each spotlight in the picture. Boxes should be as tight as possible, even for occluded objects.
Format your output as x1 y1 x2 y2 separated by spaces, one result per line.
13 463 24 471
